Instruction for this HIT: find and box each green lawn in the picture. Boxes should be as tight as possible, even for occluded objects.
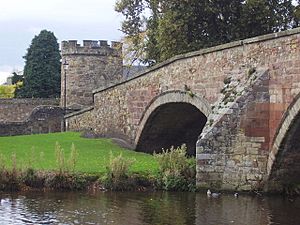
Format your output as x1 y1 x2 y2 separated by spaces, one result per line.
0 132 159 174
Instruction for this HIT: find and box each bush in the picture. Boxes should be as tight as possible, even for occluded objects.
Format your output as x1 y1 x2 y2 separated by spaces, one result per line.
102 152 135 190
45 173 87 190
55 142 78 174
22 168 45 188
154 144 196 191
0 153 21 191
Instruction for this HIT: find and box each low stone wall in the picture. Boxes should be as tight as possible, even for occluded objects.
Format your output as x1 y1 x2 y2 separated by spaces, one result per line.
0 98 59 122
0 106 64 136
0 98 63 136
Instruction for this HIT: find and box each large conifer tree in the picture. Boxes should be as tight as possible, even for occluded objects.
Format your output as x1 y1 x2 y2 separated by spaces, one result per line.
16 30 61 98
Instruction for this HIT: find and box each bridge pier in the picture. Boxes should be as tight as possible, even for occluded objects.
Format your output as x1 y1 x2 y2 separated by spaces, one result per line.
196 69 270 191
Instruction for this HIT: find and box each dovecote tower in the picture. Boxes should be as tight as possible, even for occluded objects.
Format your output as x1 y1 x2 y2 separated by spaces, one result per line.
61 40 123 109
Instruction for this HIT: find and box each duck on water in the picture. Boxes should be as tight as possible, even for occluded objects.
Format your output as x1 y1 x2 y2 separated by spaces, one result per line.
207 189 239 198
207 189 221 198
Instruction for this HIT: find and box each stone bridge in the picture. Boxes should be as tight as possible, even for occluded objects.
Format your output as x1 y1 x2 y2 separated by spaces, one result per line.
65 28 300 192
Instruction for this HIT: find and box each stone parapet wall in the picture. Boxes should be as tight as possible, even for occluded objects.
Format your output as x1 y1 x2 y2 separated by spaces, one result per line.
0 98 59 122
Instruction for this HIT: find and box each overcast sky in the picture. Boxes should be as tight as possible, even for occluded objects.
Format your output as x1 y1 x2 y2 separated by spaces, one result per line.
0 0 123 84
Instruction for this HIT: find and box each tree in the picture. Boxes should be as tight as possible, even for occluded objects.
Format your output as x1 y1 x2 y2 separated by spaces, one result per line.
0 85 16 98
11 72 24 85
116 0 296 64
16 30 61 98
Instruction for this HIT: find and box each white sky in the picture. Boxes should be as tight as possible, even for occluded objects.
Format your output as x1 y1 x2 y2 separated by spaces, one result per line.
0 0 123 84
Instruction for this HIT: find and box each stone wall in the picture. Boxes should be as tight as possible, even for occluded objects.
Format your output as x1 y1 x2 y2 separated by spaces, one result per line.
0 106 64 136
61 40 123 109
0 98 59 122
0 98 63 136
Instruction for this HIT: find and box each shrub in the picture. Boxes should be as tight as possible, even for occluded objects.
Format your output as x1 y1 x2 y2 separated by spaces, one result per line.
102 152 135 190
154 144 188 176
55 142 78 174
154 144 196 191
0 153 21 191
22 168 45 188
68 143 78 173
45 173 87 190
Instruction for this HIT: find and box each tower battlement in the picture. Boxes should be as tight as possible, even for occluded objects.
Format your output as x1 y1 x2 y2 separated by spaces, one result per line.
60 39 123 109
61 40 122 56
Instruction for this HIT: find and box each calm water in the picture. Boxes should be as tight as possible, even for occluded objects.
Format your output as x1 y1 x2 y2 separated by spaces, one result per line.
0 191 299 225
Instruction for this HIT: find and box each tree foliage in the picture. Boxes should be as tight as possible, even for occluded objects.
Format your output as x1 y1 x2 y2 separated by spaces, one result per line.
0 84 21 98
11 72 24 85
116 0 298 64
16 30 61 98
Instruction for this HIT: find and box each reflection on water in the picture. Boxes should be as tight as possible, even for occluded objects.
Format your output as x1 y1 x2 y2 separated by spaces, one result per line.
0 191 299 225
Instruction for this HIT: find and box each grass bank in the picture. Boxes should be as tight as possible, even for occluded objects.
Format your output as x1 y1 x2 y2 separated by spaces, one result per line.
0 132 158 174
0 132 195 192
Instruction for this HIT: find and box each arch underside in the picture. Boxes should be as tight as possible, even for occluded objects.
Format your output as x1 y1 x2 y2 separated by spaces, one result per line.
136 102 207 156
269 112 300 187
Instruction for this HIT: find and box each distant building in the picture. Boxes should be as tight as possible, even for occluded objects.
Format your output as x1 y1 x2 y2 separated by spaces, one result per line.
5 77 12 85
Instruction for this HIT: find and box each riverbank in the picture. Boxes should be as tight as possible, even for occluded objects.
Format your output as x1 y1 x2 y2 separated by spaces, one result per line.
0 132 195 192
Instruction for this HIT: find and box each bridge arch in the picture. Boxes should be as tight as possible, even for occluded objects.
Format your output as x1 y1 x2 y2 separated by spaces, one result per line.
267 93 300 190
135 90 211 156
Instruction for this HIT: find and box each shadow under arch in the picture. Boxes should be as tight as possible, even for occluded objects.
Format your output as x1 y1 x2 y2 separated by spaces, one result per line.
135 90 211 156
267 92 300 190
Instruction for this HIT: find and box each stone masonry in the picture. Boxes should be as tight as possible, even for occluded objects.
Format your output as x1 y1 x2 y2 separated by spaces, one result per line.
197 69 270 190
0 98 63 136
61 40 123 109
65 28 300 191
0 106 64 136
0 98 59 122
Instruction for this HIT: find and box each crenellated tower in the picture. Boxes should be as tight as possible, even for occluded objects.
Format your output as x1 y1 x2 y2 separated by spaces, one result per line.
61 40 123 109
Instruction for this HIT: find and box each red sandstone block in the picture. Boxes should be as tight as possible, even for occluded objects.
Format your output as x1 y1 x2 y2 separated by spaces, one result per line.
269 121 281 131
270 103 286 111
245 127 269 137
272 111 284 121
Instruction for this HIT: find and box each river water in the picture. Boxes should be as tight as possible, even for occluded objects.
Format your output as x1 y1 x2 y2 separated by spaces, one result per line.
0 191 299 225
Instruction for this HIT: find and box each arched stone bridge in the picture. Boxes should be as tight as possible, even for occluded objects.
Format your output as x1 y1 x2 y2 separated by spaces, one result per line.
66 28 300 192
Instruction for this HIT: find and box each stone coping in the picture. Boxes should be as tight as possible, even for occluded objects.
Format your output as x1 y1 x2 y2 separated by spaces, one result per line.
0 98 59 105
64 106 94 119
93 27 300 95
